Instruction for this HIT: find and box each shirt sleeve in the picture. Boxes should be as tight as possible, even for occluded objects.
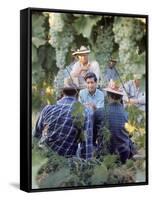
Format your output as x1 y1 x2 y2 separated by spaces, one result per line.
104 68 110 82
33 105 50 138
90 61 100 81
137 93 145 104
70 62 81 77
96 92 104 109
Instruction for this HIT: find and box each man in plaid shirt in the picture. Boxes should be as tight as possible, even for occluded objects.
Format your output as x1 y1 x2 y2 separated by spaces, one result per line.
95 83 136 163
33 81 93 160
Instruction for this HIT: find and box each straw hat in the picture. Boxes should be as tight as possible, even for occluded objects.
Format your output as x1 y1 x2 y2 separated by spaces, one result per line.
72 46 90 56
103 81 123 96
133 74 142 80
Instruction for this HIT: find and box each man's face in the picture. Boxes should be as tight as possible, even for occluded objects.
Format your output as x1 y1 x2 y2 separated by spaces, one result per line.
78 54 89 65
86 78 97 93
135 79 141 87
109 61 116 68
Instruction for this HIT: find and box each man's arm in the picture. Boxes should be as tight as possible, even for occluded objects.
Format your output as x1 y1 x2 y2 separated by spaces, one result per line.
33 105 50 138
91 61 100 81
96 92 104 109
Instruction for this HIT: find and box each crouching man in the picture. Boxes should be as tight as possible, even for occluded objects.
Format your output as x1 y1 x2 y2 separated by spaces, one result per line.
96 83 136 163
33 79 94 160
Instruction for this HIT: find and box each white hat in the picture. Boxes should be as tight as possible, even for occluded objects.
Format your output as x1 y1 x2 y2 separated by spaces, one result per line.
72 46 90 56
133 74 142 80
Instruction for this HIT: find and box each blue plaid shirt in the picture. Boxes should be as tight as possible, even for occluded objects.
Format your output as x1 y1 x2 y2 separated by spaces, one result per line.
98 103 134 157
34 96 93 160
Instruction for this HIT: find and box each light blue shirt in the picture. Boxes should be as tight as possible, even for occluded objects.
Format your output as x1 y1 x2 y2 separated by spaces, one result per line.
123 80 145 111
104 66 118 82
79 88 104 109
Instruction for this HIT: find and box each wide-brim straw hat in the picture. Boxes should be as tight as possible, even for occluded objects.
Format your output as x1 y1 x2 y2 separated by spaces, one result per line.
133 74 142 80
103 81 123 96
72 46 90 56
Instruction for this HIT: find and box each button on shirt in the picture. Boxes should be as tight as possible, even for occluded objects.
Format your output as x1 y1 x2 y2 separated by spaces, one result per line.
33 96 93 160
79 89 104 110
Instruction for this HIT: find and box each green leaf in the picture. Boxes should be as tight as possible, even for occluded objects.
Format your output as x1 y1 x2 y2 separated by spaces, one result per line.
91 164 108 184
32 14 45 38
73 16 101 38
32 44 38 63
39 167 71 188
103 155 118 169
38 44 57 72
32 37 46 48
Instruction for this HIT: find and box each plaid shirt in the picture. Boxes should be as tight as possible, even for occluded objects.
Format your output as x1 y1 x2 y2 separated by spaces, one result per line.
98 103 134 158
34 96 93 160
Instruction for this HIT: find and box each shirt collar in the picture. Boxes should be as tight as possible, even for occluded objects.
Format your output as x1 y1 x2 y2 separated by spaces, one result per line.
87 89 97 97
57 96 77 105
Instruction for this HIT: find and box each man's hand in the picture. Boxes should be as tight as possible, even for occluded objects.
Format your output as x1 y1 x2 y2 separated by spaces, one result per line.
128 98 138 105
85 102 96 110
80 63 90 71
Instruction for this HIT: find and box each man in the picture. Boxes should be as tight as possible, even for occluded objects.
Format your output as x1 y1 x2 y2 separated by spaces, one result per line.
33 79 93 160
70 46 100 89
123 74 145 111
95 83 136 163
79 72 104 146
104 58 118 85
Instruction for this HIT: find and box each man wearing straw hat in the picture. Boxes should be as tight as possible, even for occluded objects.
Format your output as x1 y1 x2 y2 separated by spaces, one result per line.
95 82 136 163
33 78 94 160
123 74 145 111
70 46 100 89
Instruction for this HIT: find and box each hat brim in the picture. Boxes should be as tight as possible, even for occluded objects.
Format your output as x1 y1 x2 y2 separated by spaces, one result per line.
103 88 123 96
109 59 117 63
72 50 90 56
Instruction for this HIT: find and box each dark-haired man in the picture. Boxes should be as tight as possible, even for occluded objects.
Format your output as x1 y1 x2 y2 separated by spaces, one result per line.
103 58 119 85
33 79 93 160
79 72 104 146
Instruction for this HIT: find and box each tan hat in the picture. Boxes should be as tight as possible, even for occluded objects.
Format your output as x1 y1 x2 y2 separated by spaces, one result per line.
104 81 123 96
72 46 90 56
133 74 142 80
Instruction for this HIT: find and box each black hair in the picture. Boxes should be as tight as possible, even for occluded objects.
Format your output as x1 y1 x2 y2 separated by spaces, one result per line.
107 91 123 100
62 88 79 97
84 72 97 82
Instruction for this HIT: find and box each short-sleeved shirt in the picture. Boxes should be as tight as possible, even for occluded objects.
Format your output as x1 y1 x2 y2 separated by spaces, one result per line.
33 96 93 160
70 60 100 89
79 89 104 110
123 80 145 111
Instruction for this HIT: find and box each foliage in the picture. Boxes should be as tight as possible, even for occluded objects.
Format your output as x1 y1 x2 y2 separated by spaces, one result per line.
73 15 101 39
31 12 146 188
113 17 146 78
32 12 146 108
